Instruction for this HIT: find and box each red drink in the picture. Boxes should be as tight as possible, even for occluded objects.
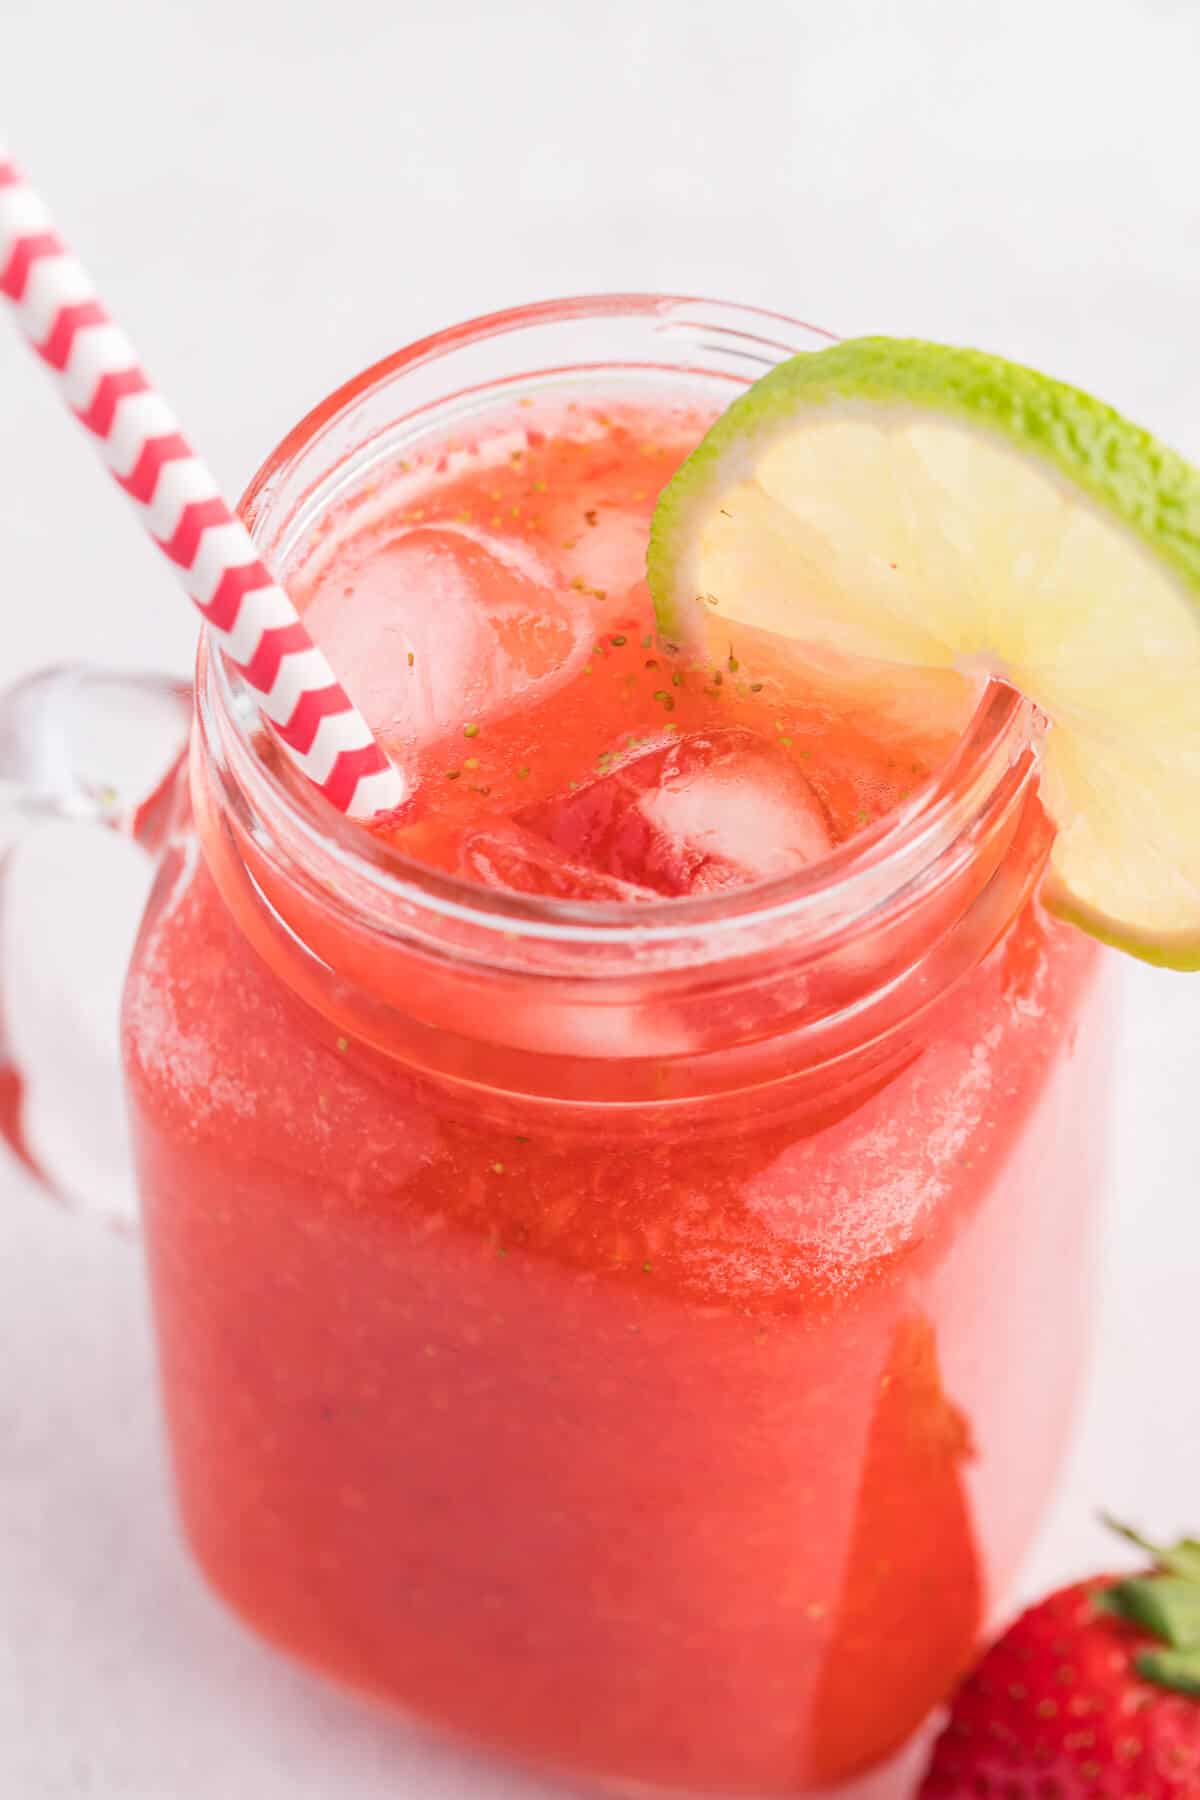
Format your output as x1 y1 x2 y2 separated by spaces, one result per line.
122 301 1110 1795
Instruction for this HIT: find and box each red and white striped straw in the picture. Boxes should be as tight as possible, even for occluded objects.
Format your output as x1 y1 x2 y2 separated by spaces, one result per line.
0 142 405 821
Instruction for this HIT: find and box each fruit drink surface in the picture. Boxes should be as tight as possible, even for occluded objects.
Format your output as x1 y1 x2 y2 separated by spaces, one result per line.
293 395 959 896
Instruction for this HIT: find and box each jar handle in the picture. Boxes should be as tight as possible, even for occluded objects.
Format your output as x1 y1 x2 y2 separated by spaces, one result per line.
0 664 192 1226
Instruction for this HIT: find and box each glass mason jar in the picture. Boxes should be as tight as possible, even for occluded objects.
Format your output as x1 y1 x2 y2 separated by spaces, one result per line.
0 297 1112 1798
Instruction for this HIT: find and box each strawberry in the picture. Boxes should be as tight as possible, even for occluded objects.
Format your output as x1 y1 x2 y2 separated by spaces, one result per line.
918 1521 1200 1799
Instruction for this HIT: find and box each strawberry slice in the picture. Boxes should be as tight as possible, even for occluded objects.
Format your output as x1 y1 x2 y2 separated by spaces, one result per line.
808 1315 983 1783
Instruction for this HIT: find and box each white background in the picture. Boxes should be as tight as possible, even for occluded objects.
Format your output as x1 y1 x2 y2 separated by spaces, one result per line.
3 2 1200 1794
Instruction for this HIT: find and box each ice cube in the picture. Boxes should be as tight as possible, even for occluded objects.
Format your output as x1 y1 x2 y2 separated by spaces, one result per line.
517 728 833 898
552 502 652 609
461 824 659 903
301 525 589 748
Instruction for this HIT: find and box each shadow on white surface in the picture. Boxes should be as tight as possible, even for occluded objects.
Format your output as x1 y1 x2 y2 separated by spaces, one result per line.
1017 955 1200 1600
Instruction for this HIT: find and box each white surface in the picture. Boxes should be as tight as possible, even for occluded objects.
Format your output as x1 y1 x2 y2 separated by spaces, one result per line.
2 1 1200 1793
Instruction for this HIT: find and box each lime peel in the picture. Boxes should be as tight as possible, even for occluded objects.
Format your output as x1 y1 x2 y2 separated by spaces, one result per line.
648 337 1200 969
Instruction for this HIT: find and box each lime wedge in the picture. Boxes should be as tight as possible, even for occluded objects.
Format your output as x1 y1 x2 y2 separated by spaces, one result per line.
648 338 1200 968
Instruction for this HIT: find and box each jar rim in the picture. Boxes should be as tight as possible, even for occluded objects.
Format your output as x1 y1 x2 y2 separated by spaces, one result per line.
202 292 1039 964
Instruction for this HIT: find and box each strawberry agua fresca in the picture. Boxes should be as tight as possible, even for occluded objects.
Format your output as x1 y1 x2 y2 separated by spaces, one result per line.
123 311 1111 1798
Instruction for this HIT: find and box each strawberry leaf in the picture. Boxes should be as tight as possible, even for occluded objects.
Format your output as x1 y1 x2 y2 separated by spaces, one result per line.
1097 1515 1200 1693
1102 1514 1200 1582
1136 1645 1200 1698
1099 1576 1200 1649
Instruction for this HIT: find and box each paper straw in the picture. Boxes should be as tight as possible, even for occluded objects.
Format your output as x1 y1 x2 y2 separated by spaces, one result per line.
0 143 405 821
